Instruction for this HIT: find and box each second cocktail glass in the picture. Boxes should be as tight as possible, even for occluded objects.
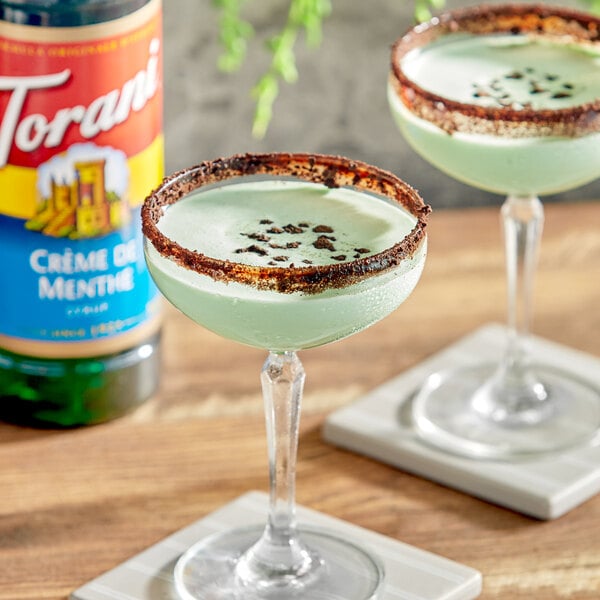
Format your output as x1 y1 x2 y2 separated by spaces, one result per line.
388 4 600 460
142 153 430 599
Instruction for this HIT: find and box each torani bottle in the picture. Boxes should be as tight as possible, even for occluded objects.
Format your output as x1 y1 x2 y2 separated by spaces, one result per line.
0 0 164 426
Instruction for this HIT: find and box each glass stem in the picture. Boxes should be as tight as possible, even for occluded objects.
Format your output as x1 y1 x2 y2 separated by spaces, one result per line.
236 351 318 585
263 351 303 547
474 193 553 423
501 194 543 375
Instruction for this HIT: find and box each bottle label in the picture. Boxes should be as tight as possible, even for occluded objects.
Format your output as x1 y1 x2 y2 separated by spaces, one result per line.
0 0 163 358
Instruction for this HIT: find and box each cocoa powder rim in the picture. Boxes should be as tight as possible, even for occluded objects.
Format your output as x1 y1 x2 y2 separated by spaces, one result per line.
141 153 430 295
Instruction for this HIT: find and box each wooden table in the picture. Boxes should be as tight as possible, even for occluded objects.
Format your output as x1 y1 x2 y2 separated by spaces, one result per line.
1 201 599 599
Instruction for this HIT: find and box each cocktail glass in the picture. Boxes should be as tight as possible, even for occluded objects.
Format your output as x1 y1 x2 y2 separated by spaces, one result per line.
142 152 430 599
388 4 600 460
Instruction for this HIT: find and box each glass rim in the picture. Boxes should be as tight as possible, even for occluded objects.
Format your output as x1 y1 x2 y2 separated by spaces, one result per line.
141 152 430 295
389 3 600 137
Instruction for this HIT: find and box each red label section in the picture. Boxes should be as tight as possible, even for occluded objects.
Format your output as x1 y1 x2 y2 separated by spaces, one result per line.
0 9 163 169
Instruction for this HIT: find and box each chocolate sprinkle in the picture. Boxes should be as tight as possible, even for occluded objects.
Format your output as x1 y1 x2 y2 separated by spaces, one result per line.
529 82 547 94
313 225 334 233
246 232 270 242
283 224 304 234
236 244 268 256
269 240 302 250
313 236 336 251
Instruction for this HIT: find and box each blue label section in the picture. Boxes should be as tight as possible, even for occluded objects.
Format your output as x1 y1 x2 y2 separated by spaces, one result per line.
0 209 158 342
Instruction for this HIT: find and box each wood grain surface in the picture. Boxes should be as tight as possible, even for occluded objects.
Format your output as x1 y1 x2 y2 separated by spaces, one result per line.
1 202 599 599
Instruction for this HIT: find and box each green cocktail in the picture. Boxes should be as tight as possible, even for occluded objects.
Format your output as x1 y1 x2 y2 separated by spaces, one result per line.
146 179 425 351
142 153 429 600
389 31 600 196
389 4 600 459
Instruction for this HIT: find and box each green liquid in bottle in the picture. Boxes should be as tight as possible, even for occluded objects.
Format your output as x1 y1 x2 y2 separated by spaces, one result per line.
0 336 160 427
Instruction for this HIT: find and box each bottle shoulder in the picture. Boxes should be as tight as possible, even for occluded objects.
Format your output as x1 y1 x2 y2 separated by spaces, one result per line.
0 0 152 26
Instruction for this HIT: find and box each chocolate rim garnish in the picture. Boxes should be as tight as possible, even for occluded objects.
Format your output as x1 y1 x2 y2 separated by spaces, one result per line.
142 152 430 295
390 3 600 138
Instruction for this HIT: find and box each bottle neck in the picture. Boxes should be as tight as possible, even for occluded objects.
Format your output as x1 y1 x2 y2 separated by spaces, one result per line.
0 0 151 26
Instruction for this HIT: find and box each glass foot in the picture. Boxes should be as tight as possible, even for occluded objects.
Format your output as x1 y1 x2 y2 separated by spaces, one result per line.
174 525 384 600
412 363 600 460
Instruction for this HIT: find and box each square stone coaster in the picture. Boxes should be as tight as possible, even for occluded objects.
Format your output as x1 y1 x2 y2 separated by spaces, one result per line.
71 491 481 600
323 323 600 520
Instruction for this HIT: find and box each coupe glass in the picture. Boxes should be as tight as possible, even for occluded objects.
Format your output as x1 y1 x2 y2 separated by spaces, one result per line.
142 152 430 599
388 4 600 460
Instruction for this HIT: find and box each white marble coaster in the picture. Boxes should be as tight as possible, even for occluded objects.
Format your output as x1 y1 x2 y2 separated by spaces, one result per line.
323 323 600 520
71 491 481 600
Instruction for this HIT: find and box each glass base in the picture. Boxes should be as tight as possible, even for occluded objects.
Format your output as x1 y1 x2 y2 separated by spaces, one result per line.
412 363 600 460
174 525 384 600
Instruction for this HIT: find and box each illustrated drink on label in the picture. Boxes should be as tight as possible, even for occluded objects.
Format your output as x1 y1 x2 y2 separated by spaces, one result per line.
0 0 164 426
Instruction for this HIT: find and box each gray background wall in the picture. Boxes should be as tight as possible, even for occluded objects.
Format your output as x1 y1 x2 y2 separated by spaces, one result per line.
162 0 599 209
